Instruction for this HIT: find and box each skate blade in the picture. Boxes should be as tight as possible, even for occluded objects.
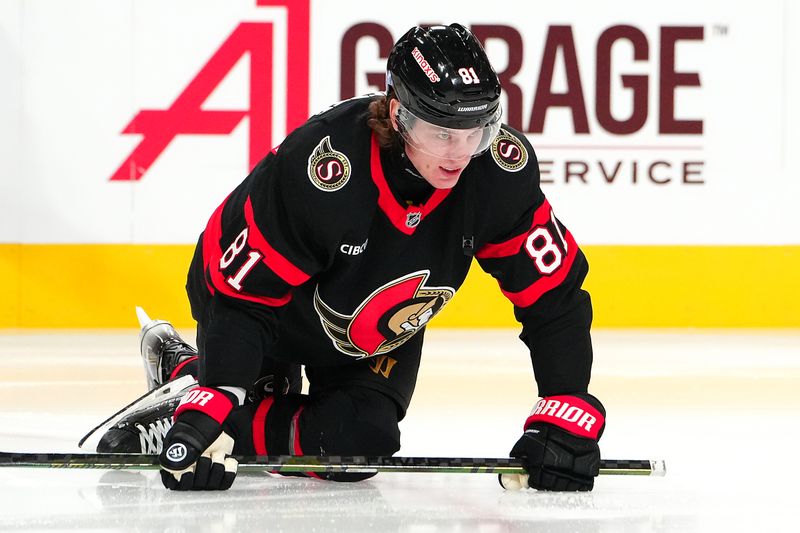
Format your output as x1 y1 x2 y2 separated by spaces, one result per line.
78 374 197 450
135 306 152 329
134 306 173 388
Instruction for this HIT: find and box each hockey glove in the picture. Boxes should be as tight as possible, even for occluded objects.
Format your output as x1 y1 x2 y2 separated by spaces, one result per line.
501 393 606 491
158 386 238 490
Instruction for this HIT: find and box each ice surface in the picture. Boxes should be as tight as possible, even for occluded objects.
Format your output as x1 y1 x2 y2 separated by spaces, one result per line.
0 329 798 532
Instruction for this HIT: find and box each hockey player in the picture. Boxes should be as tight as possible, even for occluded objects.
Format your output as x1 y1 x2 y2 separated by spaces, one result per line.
93 23 606 492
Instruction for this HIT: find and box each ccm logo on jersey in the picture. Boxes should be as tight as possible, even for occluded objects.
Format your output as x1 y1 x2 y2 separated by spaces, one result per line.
307 136 351 191
526 396 603 439
491 129 528 172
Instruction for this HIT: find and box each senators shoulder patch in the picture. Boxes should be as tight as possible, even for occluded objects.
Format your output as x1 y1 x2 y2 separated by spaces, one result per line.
491 129 528 172
307 136 351 191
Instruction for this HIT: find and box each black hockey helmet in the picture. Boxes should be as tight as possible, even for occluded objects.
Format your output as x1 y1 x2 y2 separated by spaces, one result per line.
387 24 502 130
386 24 502 159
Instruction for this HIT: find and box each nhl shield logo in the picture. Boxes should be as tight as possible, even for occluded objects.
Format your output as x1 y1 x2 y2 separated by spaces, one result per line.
307 136 351 191
491 129 528 172
405 211 422 229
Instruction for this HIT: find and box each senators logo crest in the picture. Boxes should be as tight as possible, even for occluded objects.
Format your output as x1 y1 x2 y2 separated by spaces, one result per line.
307 136 351 191
314 271 455 358
491 129 528 172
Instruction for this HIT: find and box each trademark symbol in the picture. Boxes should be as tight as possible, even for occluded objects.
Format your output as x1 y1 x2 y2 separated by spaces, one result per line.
712 25 729 36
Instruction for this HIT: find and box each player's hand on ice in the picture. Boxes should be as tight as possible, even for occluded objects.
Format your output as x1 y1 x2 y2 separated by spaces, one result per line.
158 386 238 490
500 393 605 492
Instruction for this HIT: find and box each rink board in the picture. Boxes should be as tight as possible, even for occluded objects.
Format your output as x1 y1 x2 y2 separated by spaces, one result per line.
1 244 797 328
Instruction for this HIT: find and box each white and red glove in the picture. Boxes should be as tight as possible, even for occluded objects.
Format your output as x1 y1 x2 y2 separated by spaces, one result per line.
501 393 606 491
159 386 239 490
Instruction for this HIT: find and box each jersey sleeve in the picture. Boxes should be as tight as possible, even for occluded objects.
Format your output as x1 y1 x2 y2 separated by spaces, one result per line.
201 149 337 305
476 139 593 397
193 129 353 388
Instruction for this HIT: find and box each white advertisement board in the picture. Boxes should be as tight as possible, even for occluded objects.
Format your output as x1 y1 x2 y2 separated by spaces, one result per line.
1 0 797 245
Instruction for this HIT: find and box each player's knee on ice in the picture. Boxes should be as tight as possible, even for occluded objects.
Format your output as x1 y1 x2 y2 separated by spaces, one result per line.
233 386 401 482
308 388 401 482
313 388 401 452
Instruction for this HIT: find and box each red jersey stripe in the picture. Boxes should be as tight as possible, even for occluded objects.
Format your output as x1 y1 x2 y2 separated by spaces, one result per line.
202 196 294 307
243 196 311 286
290 406 323 479
500 229 578 308
201 196 230 295
208 259 293 306
252 396 275 455
476 199 553 259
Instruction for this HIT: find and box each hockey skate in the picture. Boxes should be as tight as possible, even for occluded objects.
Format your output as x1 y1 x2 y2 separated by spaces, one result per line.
93 376 195 453
136 306 198 391
78 308 199 453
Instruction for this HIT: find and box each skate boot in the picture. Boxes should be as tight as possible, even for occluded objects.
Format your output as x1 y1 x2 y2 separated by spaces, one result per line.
93 374 197 453
79 374 197 452
136 306 198 391
78 307 200 452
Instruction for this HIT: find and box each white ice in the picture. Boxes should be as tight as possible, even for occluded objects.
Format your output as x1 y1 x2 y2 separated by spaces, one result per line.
0 329 798 532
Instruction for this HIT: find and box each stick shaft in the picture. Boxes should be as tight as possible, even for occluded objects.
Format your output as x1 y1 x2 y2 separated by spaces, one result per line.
0 452 664 476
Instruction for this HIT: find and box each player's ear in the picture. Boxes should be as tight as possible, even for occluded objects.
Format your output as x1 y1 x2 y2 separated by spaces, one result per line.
388 98 401 132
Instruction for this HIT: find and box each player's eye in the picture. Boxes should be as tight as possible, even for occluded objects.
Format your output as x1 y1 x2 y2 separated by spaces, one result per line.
435 130 451 141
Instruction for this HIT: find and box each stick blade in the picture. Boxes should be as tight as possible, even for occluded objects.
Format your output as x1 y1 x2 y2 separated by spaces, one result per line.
651 460 667 476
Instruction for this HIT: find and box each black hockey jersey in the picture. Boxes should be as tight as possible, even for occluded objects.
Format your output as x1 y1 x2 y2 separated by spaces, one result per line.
186 95 594 400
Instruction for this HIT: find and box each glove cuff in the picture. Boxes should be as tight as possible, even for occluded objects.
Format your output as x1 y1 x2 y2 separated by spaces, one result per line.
524 394 605 440
174 386 234 424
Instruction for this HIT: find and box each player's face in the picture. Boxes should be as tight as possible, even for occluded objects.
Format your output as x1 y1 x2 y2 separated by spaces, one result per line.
402 140 474 189
389 99 483 189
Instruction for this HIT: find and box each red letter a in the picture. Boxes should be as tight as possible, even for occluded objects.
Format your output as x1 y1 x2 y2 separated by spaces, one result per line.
109 22 273 181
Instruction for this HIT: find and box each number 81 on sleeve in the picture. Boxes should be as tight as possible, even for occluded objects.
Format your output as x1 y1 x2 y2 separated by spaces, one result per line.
524 212 569 275
219 227 263 291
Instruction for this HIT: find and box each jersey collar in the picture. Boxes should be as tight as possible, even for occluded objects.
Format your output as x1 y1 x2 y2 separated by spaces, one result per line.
370 134 452 235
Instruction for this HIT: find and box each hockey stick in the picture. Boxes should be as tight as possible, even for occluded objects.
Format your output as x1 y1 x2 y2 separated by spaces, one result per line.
0 452 665 476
